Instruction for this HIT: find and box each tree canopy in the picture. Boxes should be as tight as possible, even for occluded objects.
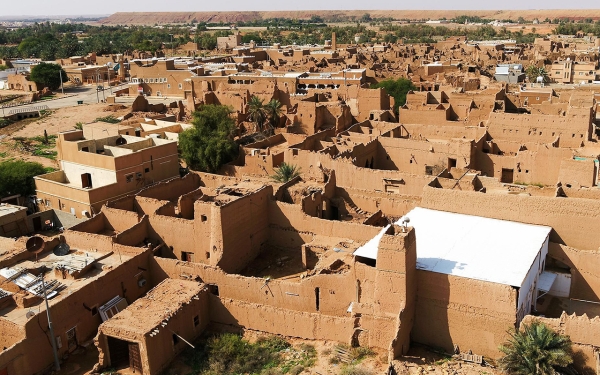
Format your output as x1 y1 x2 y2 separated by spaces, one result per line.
371 78 417 114
29 62 67 91
271 163 301 183
0 160 48 198
499 321 573 375
179 105 239 173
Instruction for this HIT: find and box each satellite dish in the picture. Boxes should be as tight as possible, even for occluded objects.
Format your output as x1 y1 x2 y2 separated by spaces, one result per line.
53 243 70 257
26 310 35 319
115 137 127 146
26 236 45 254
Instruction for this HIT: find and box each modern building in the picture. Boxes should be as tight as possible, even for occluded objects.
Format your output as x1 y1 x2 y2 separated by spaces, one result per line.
34 130 180 218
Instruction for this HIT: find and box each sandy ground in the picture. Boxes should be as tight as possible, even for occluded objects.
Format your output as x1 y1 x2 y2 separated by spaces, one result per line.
0 103 132 168
60 333 503 375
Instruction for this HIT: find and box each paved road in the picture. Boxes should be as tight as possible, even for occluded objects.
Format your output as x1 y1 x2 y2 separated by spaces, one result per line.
1 84 184 114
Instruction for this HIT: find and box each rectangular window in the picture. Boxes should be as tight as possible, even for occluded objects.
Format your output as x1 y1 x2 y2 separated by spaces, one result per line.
126 174 134 183
178 83 183 89
167 84 171 88
193 315 199 327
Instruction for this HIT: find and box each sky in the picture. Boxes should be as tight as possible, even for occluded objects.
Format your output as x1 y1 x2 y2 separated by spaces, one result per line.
1 0 599 17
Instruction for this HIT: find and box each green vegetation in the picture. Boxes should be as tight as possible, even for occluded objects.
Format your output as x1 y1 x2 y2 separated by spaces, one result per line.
0 118 12 129
499 321 573 375
14 135 58 160
371 77 417 114
247 96 283 135
179 104 239 173
271 163 301 183
29 62 67 90
0 160 48 197
182 333 290 375
0 64 7 71
525 65 549 83
340 366 374 375
94 115 120 124
74 122 84 130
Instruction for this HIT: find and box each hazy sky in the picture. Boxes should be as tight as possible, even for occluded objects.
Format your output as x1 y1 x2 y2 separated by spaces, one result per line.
2 0 599 17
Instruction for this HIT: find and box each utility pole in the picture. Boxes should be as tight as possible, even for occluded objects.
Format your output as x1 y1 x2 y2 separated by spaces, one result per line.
95 68 100 103
42 272 61 372
170 34 174 57
59 70 64 95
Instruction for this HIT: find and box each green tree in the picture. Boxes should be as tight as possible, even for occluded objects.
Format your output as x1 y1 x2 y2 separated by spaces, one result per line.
247 95 267 133
371 77 417 114
178 105 238 173
0 160 47 198
272 162 301 182
29 62 67 90
526 65 549 83
265 99 283 130
499 321 573 375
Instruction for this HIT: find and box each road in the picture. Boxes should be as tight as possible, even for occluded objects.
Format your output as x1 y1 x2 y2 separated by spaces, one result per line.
1 84 184 114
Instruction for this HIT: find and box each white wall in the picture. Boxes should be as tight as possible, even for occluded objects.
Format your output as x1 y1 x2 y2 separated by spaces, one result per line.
548 272 571 298
517 235 550 322
61 161 117 189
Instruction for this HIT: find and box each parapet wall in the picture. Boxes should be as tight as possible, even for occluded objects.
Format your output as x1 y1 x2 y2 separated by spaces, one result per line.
421 187 600 251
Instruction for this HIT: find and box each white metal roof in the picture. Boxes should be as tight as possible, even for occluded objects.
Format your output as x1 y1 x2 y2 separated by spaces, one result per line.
353 207 551 287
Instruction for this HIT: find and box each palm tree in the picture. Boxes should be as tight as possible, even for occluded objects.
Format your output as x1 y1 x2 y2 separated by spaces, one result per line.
526 65 549 83
499 321 573 375
271 163 301 183
247 96 267 133
265 99 283 130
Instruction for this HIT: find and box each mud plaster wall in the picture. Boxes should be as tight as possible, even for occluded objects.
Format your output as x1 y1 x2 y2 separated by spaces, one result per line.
421 187 600 251
0 319 24 350
268 201 383 247
114 216 149 247
215 186 272 273
0 250 153 375
102 206 142 232
150 256 411 354
521 314 600 375
412 270 518 358
97 288 210 375
548 242 600 301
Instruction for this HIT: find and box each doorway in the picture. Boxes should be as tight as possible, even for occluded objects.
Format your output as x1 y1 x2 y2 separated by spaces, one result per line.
32 216 42 231
108 337 143 374
501 168 514 183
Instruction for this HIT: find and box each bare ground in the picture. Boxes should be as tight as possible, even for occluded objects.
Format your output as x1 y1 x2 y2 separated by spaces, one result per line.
0 103 131 168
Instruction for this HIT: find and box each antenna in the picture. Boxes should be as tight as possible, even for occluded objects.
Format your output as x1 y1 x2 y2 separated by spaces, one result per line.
401 217 411 233
26 236 45 261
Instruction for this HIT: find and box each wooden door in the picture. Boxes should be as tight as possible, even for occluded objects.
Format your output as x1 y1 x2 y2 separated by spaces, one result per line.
129 342 143 374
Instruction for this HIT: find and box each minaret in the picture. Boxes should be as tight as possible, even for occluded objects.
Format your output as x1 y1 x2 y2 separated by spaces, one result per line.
332 32 337 50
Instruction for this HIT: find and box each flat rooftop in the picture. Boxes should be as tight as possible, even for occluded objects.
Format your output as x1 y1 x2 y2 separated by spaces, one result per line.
354 207 551 287
100 279 203 335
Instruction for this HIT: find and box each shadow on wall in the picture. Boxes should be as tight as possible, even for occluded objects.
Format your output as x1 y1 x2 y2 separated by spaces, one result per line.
411 258 455 354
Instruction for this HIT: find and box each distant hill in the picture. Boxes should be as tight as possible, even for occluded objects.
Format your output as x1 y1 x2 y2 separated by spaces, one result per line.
99 10 600 25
